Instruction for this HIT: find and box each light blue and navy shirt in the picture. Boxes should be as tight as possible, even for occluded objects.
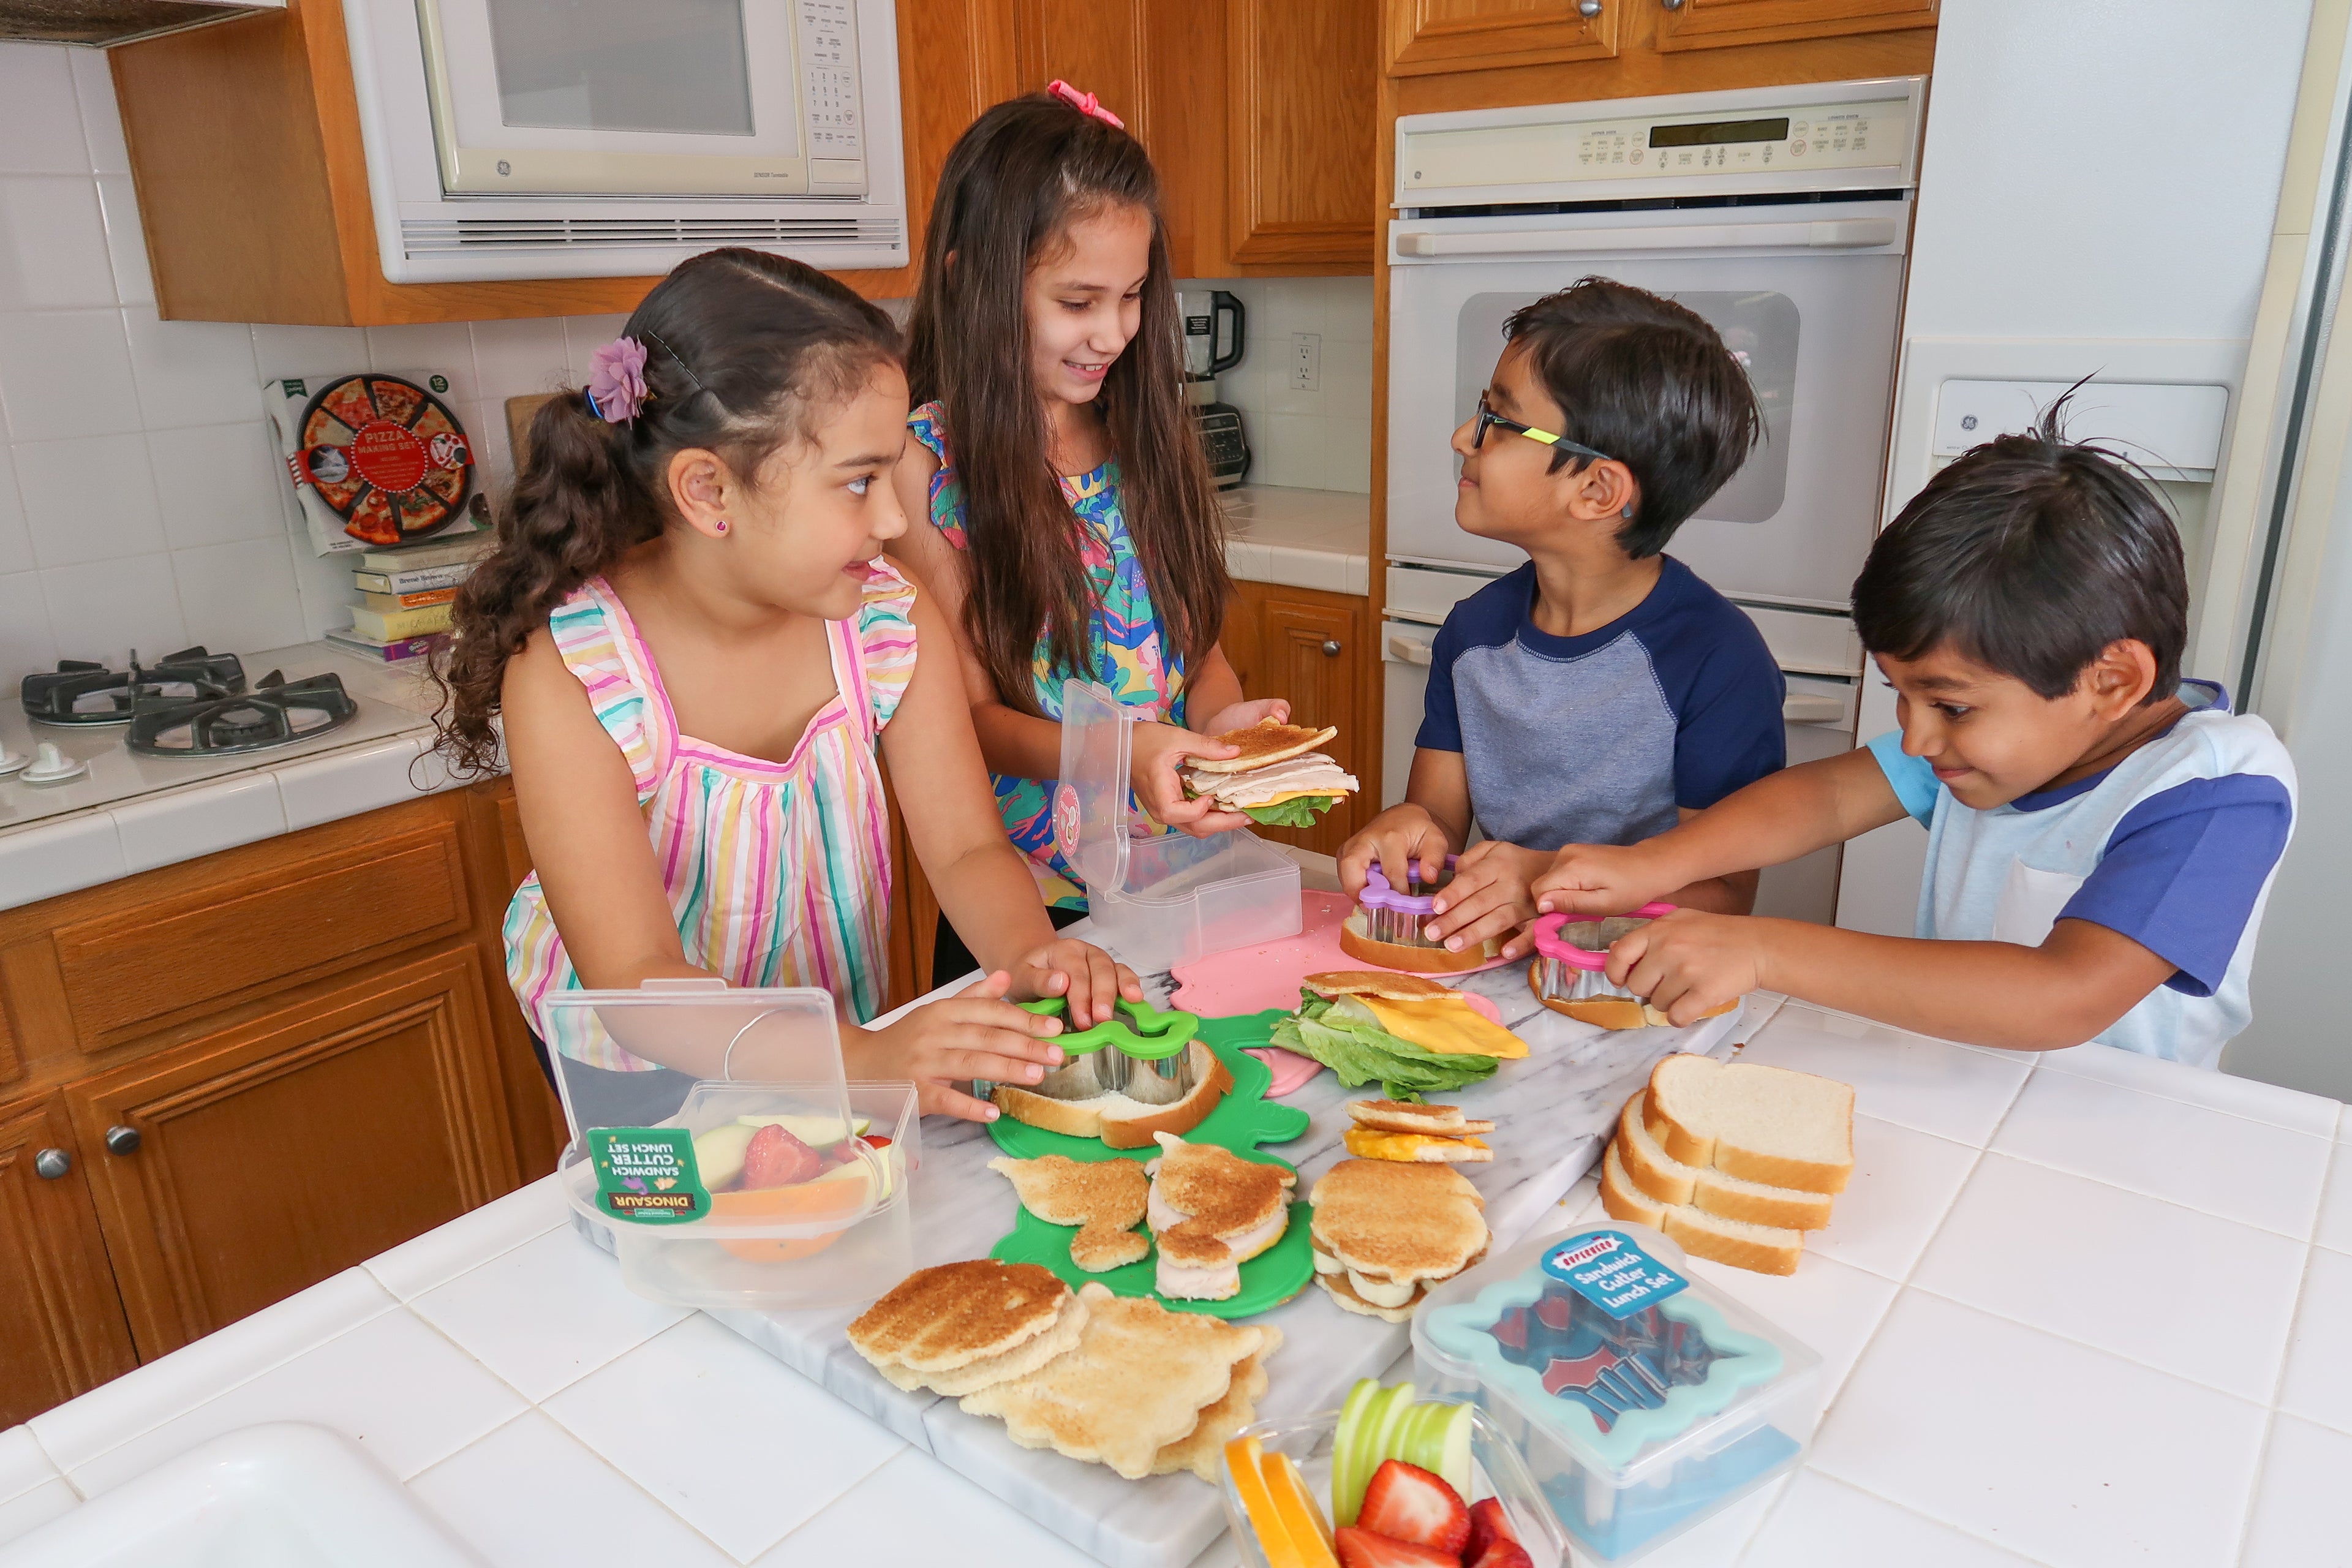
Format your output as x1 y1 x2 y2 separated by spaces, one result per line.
1417 556 1787 851
1869 680 2296 1068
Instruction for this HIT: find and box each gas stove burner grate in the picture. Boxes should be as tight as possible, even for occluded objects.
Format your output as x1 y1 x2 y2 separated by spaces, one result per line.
125 670 360 758
21 647 247 726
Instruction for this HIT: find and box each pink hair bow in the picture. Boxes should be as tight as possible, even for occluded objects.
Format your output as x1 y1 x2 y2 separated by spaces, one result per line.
1047 79 1125 130
586 336 650 423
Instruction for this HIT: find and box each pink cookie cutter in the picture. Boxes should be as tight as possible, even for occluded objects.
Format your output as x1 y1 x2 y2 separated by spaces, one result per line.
1357 853 1458 948
1527 903 1678 1008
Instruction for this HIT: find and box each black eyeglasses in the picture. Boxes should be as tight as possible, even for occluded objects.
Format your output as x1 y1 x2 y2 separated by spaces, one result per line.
1472 393 1613 465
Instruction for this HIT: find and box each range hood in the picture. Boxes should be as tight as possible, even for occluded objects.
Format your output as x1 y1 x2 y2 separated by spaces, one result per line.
0 0 283 47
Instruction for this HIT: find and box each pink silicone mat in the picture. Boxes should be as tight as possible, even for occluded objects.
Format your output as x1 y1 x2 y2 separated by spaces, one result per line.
1169 889 1510 1020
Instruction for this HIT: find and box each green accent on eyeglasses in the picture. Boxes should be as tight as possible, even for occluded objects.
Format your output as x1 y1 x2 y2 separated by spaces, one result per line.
1474 394 1613 466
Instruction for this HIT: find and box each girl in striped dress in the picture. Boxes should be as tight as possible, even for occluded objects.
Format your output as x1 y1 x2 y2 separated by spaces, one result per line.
432 249 1136 1130
889 87 1291 982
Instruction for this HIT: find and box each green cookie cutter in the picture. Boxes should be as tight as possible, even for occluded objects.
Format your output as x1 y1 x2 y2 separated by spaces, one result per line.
1016 996 1199 1061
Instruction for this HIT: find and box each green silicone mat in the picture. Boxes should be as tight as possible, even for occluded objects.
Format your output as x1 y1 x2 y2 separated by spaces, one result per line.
986 1009 1313 1317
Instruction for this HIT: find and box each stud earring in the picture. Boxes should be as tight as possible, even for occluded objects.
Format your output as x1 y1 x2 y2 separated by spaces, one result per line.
714 519 729 535
1621 504 1636 519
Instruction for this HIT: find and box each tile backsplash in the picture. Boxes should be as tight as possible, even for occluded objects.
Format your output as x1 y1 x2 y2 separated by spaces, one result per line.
0 39 1379 695
1175 276 1373 495
0 42 619 693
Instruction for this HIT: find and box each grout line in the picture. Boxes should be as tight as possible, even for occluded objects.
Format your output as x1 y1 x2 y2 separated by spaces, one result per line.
1975 1140 2320 1242
2228 1232 2317 1566
1757 1468 2069 1567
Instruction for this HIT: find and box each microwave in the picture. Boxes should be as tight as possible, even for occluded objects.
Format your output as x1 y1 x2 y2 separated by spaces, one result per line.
343 0 907 282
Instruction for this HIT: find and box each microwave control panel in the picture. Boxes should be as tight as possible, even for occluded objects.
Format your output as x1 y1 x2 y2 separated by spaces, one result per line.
797 0 865 190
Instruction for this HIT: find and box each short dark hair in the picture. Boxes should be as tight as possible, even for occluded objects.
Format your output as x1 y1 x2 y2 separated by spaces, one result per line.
1852 397 2187 703
1501 277 1761 557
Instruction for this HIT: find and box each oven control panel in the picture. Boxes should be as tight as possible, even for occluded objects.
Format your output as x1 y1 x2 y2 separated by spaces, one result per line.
1396 82 1920 206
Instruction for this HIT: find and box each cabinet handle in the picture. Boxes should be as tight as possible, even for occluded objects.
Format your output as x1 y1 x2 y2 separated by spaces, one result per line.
1580 0 1602 14
1321 639 1342 657
105 1125 141 1156
1660 0 1683 9
34 1148 70 1180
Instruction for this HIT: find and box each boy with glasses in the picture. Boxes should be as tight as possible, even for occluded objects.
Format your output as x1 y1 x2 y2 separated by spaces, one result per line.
1340 277 1785 953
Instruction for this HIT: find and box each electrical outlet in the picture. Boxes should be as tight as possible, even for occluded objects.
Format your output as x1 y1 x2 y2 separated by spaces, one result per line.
1292 332 1321 391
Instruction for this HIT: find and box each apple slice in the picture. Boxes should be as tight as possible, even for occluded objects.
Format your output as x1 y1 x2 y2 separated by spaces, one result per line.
690 1123 756 1189
1332 1379 1381 1528
1433 1402 1473 1501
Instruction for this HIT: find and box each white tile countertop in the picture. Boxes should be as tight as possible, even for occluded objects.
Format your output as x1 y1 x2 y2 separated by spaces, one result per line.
1220 484 1370 595
2 1005 2343 1567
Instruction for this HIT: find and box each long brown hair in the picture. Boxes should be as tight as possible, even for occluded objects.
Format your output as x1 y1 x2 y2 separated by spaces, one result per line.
905 92 1230 715
431 248 899 777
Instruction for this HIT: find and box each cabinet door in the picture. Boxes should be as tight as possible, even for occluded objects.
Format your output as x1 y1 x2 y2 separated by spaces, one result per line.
1385 0 1621 77
0 1097 138 1425
67 946 519 1359
1253 589 1373 857
1655 0 1936 51
1226 0 1377 267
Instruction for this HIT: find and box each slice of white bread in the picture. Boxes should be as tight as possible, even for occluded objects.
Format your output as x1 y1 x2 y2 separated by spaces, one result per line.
1643 1055 1853 1195
1617 1091 1832 1231
992 1041 1233 1150
1600 1142 1804 1277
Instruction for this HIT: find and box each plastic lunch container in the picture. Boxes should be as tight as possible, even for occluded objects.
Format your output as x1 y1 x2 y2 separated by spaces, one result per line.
1527 903 1678 1009
545 985 919 1311
1218 1404 1574 1568
1053 677 1301 973
1412 1221 1821 1564
1357 854 1457 948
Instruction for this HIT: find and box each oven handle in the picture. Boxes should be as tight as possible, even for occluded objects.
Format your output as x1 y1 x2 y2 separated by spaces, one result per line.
1394 216 1901 259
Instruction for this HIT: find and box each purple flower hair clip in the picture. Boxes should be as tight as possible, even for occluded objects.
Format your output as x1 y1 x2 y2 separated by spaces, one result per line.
586 336 650 423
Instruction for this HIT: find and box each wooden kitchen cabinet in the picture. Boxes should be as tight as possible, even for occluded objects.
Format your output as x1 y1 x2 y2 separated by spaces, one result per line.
1386 0 1622 78
1654 0 1938 53
0 790 548 1413
1222 579 1379 858
67 946 518 1359
0 1095 140 1427
1384 0 1934 80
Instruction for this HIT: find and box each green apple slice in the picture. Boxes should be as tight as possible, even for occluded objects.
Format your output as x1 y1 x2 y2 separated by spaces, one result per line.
1332 1379 1382 1528
1367 1382 1417 1481
691 1123 757 1189
1434 1402 1473 1499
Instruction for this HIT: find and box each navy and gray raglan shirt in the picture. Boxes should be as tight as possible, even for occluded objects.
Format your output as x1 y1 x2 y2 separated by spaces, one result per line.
1416 556 1787 851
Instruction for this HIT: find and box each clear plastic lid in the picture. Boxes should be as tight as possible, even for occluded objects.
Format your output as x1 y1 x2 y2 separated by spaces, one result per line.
540 979 851 1143
1052 677 1302 973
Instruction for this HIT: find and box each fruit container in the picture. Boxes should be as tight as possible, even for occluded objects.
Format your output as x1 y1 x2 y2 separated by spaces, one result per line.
1218 1400 1573 1568
1054 677 1301 974
1412 1221 1821 1564
541 984 918 1311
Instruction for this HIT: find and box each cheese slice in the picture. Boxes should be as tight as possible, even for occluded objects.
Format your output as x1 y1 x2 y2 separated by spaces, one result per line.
1343 1127 1490 1162
1358 995 1529 1059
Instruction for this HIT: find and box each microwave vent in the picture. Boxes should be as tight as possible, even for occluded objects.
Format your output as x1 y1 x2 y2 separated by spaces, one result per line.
399 216 905 255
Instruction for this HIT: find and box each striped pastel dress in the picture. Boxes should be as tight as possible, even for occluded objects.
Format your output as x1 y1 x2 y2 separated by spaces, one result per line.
908 401 1186 909
503 567 917 1071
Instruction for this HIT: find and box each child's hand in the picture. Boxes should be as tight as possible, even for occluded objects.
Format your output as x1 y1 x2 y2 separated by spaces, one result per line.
1197 698 1291 737
1337 804 1452 899
1130 722 1253 839
852 970 1069 1121
1427 841 1549 958
1605 910 1766 1026
1009 937 1144 1030
1531 842 1679 917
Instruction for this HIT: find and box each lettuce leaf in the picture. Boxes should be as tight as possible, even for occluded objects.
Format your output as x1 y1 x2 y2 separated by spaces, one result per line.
1241 795 1336 827
1270 990 1498 1101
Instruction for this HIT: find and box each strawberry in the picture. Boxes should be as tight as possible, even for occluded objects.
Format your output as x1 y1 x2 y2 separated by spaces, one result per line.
1333 1526 1461 1568
1356 1460 1470 1555
1468 1540 1532 1568
740 1123 820 1188
1464 1498 1518 1561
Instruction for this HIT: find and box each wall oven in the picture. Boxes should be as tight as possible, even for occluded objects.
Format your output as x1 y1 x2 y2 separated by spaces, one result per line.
1384 78 1925 923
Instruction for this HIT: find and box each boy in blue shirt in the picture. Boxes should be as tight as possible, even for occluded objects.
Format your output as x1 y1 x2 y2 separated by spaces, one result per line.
1341 278 1786 945
1531 407 2297 1066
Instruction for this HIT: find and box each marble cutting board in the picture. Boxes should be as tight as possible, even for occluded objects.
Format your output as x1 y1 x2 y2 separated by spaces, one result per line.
708 943 1781 1568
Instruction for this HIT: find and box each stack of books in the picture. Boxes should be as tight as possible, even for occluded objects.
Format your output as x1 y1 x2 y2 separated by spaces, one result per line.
323 535 494 662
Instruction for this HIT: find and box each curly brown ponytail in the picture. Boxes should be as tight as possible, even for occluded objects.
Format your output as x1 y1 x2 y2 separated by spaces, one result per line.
431 248 899 777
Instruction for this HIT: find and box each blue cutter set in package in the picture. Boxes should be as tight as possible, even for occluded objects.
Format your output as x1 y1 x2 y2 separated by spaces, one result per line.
1412 1221 1822 1563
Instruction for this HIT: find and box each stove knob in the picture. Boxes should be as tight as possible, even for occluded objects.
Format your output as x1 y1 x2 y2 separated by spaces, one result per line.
34 1148 70 1180
105 1125 142 1156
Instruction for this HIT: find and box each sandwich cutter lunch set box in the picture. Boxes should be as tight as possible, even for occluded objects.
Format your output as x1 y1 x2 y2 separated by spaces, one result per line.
1055 677 1302 973
545 983 920 1313
1412 1221 1821 1564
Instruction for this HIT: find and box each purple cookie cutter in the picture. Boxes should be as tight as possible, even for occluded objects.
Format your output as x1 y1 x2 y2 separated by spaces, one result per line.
1358 853 1458 946
1528 903 1678 1007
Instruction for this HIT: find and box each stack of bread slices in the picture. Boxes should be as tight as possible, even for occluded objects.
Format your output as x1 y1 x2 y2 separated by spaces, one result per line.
1597 1055 1854 1276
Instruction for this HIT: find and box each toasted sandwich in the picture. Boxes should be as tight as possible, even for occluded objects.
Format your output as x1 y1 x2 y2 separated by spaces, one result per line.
1145 1132 1296 1301
1343 1098 1494 1164
1308 1158 1489 1322
845 1259 1089 1396
1180 719 1359 829
987 1154 1153 1272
